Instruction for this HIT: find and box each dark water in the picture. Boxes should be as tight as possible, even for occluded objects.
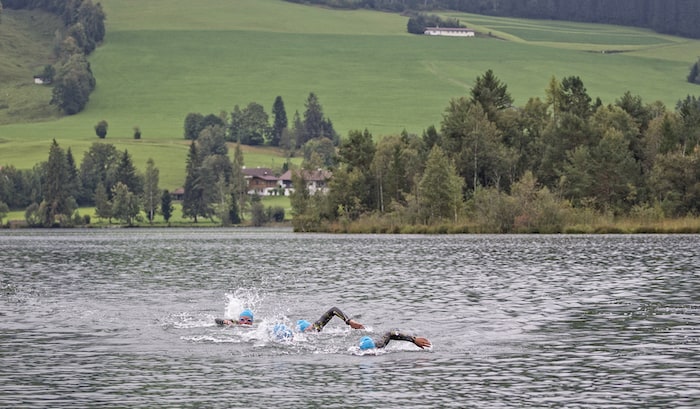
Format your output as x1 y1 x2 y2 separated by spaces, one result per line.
1 229 698 408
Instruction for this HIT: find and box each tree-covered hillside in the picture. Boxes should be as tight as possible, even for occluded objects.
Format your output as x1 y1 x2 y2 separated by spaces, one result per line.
2 0 106 115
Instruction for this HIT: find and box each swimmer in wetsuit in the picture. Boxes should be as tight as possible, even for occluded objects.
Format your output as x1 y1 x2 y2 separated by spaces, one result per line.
296 306 365 332
359 330 431 350
272 306 364 341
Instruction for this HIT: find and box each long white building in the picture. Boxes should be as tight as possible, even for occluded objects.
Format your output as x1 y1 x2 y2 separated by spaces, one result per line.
424 27 475 37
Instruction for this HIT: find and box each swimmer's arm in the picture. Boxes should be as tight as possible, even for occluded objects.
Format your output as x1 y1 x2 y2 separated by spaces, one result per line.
215 318 238 326
311 306 365 331
376 330 432 349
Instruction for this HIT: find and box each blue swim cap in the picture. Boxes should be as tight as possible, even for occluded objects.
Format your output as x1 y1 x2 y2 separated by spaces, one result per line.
297 319 311 332
359 336 376 350
273 324 293 341
239 309 254 320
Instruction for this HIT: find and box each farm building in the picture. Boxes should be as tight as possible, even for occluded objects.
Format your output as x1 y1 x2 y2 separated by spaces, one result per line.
424 27 475 37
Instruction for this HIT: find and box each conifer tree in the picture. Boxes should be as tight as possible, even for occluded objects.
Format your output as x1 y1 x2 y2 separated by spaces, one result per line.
271 96 288 147
113 149 143 195
182 142 205 222
42 139 75 226
160 189 173 225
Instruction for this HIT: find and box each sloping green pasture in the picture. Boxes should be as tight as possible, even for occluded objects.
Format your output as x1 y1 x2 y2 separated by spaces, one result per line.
1 0 699 191
0 10 63 124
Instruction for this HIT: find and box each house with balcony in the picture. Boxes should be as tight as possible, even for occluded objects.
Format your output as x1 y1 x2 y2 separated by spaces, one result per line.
278 169 332 196
242 167 281 196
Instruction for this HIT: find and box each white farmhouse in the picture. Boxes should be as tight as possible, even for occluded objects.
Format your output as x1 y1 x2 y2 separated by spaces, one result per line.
424 27 475 37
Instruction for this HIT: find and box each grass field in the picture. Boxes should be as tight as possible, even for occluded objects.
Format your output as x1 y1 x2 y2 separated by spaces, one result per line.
2 193 294 226
1 0 699 191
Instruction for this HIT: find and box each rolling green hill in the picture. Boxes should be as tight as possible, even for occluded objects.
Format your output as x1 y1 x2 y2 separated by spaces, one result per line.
0 9 62 123
1 0 699 191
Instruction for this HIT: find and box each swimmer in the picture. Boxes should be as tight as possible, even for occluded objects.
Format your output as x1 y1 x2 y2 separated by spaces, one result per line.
272 306 364 341
296 306 365 332
358 330 431 350
215 308 254 326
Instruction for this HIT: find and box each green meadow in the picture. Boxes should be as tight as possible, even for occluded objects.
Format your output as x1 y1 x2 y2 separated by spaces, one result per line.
1 0 699 191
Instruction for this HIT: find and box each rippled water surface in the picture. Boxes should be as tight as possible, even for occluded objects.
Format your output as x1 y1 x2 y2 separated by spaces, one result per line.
1 229 698 408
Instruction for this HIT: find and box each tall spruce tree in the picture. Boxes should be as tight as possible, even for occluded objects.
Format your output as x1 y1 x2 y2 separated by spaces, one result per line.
113 149 143 195
182 141 206 222
271 96 288 147
470 69 513 122
230 143 247 221
161 189 173 225
688 59 700 84
42 139 75 226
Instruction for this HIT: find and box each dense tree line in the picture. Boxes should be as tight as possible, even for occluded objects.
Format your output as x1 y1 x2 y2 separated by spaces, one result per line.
184 92 339 164
284 0 700 39
406 13 462 34
0 141 160 227
290 70 700 233
4 0 106 114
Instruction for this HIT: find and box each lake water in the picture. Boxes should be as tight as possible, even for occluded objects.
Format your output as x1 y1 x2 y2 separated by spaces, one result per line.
1 229 698 408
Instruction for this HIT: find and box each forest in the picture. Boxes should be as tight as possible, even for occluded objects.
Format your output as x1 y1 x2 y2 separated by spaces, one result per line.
286 70 700 233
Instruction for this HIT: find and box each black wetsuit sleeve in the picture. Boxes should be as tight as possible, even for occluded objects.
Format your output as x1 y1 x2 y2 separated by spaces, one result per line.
374 329 416 349
312 306 351 331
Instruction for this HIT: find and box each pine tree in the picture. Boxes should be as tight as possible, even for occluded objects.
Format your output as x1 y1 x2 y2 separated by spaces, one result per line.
161 189 173 225
302 92 324 144
230 143 247 220
688 59 700 84
182 142 205 222
42 139 74 226
271 96 288 147
113 149 143 195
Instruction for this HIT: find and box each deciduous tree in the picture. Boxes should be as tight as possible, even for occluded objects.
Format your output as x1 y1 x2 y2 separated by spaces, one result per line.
142 158 160 224
94 119 108 138
94 182 112 222
50 53 95 115
418 145 464 223
111 182 140 226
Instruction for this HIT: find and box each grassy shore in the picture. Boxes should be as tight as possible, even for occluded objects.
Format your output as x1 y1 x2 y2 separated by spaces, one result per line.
313 215 700 234
2 194 294 228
